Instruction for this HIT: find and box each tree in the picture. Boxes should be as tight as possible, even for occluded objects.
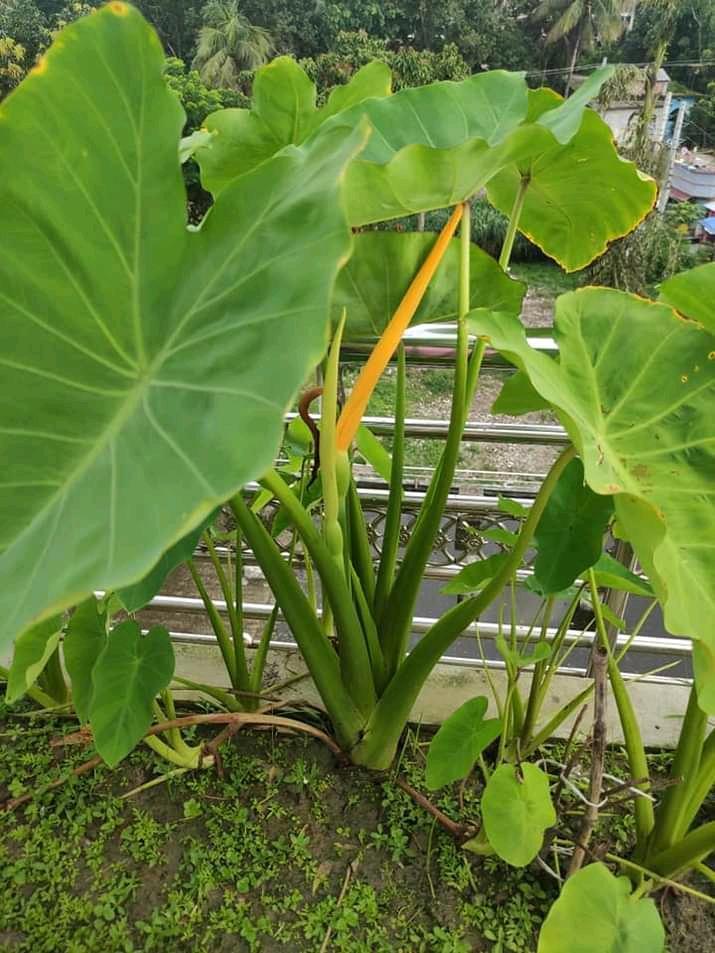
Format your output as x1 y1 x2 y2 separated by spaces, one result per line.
533 0 625 93
686 81 715 148
0 36 25 95
192 0 272 89
0 0 49 63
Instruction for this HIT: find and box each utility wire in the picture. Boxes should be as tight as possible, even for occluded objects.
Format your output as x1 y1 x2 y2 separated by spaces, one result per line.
525 59 715 76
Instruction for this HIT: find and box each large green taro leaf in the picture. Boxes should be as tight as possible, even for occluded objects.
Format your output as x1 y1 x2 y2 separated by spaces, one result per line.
337 71 613 227
487 89 656 271
658 262 715 333
198 64 619 242
333 232 525 339
197 57 391 194
0 5 365 654
470 286 715 710
537 863 664 953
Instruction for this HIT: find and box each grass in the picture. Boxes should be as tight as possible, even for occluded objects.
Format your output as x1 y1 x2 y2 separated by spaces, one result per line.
0 702 558 953
509 262 583 298
2 694 713 953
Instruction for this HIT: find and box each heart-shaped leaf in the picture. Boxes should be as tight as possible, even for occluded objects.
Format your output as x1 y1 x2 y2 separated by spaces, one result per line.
590 553 653 597
333 232 525 339
197 57 391 193
0 6 365 654
441 552 510 595
493 368 552 415
6 615 64 704
89 620 174 766
198 63 639 264
486 89 656 271
480 762 556 867
63 596 108 723
426 696 501 790
658 262 715 332
537 863 664 953
532 458 614 595
496 635 553 670
471 284 715 710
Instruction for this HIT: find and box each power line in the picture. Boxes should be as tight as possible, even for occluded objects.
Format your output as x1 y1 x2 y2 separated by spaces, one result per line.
525 59 715 77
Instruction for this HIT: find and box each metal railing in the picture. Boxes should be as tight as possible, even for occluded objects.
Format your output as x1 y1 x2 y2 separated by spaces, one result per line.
147 328 692 688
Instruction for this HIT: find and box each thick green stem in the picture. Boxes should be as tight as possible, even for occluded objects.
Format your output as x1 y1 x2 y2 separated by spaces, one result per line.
234 529 246 692
498 176 529 270
160 689 193 757
649 686 707 855
680 728 715 837
380 204 472 677
347 477 375 608
351 446 576 769
188 559 238 689
204 532 251 691
144 734 200 769
230 493 365 748
520 596 555 748
259 469 376 714
590 568 655 853
321 313 346 578
647 822 715 880
248 605 279 702
374 342 405 621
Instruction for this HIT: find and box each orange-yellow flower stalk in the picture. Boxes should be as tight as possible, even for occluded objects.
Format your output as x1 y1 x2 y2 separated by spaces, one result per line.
336 203 465 452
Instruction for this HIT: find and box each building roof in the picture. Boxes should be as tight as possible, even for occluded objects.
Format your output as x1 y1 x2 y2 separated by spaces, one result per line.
700 218 715 236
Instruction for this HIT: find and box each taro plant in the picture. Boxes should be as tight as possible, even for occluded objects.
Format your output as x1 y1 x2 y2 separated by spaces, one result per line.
0 4 666 773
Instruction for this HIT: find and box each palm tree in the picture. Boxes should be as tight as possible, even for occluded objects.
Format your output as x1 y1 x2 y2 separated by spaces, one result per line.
192 1 273 90
533 0 627 94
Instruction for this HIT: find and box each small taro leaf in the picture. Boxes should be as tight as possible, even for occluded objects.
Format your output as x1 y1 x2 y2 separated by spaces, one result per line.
6 615 64 703
355 424 392 482
591 553 653 598
492 369 552 415
537 862 665 953
482 763 556 867
179 128 215 164
532 458 614 595
117 510 217 613
285 416 314 458
582 594 625 631
334 232 525 339
495 634 552 670
658 262 715 332
442 552 509 595
487 90 656 271
89 620 174 767
497 496 529 519
63 596 108 723
198 58 391 192
425 697 502 790
469 288 715 710
0 5 368 656
482 527 519 547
